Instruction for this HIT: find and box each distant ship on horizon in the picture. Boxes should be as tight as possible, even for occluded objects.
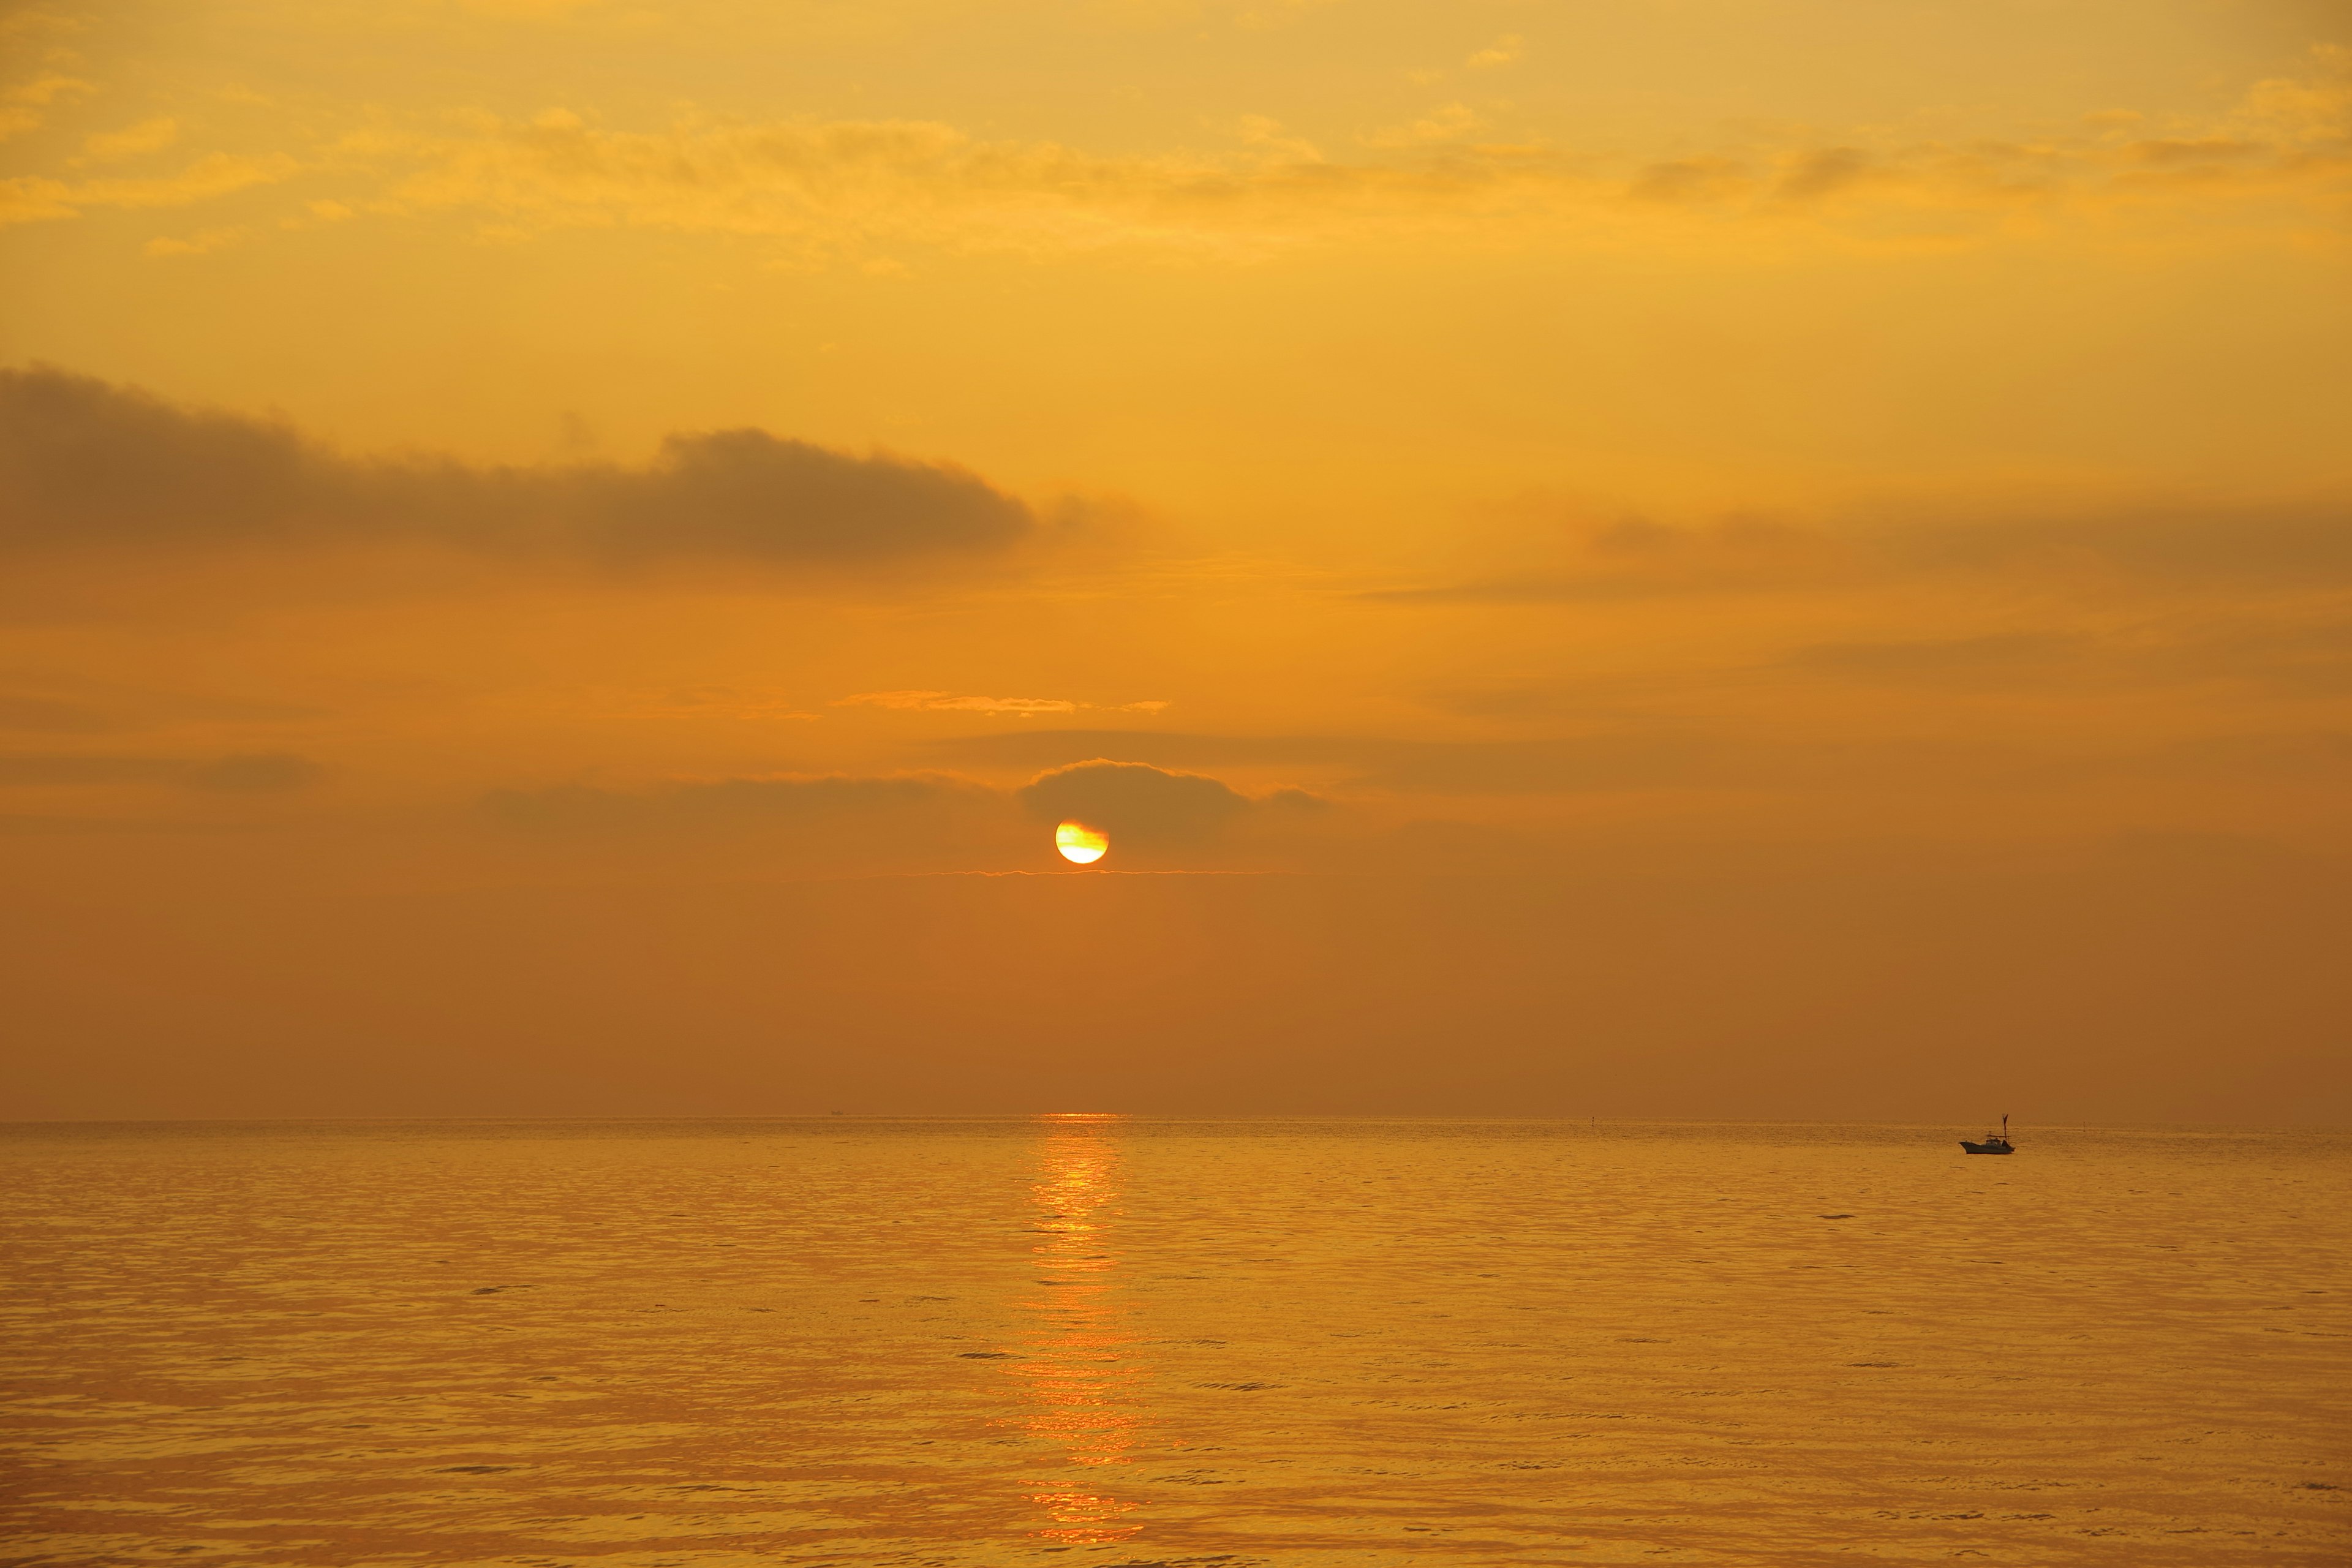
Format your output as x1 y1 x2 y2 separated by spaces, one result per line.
1961 1114 2015 1155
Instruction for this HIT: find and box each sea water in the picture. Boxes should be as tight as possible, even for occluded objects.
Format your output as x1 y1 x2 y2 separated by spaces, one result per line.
1 1118 2345 1566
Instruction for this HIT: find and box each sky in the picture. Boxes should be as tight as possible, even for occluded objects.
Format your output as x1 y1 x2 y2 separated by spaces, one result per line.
2 0 2348 1123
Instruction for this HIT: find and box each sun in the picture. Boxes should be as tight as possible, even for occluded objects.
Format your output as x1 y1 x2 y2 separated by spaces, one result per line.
1055 821 1109 865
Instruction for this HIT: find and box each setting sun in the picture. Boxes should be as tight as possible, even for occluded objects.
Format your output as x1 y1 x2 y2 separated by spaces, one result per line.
1055 823 1109 865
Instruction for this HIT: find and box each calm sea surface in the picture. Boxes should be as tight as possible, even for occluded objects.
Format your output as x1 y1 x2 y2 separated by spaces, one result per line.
2 1119 2345 1567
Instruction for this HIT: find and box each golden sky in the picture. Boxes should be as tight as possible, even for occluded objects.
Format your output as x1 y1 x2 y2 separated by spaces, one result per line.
3 0 2348 1123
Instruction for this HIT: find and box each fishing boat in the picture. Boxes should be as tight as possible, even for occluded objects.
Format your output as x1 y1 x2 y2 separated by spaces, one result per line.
1960 1115 2015 1155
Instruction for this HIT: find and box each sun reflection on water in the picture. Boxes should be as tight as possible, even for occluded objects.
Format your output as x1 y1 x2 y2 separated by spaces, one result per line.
1013 1112 1146 1545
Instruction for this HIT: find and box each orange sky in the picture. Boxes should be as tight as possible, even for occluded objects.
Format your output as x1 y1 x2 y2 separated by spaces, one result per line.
2 0 2348 1122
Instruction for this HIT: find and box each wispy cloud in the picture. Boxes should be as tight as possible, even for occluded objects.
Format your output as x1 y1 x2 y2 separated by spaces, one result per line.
0 71 92 143
79 116 178 164
1 151 298 226
1465 34 1522 70
344 48 2350 257
6 49 2340 257
145 224 246 257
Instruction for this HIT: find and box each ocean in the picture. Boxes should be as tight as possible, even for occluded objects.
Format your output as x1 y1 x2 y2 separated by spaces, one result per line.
2 1118 2345 1566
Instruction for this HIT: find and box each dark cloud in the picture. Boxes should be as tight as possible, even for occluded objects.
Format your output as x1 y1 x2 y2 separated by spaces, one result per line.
493 761 1322 842
0 751 322 790
1013 758 1321 845
0 366 1033 565
482 761 1327 867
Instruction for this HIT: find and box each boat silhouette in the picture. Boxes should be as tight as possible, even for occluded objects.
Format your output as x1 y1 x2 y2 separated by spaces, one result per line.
1960 1114 2015 1155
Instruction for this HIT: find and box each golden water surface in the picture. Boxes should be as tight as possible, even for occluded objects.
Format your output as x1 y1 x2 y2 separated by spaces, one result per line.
2 1119 2346 1566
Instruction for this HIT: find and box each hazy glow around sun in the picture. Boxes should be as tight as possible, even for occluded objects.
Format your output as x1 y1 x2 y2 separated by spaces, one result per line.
1055 821 1109 864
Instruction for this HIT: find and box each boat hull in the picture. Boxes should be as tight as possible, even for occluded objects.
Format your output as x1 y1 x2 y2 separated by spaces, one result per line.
1959 1141 2014 1155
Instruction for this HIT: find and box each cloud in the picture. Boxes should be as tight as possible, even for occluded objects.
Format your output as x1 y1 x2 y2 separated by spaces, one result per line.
486 761 1325 859
9 50 2337 256
1359 103 1487 149
1773 146 1877 202
339 43 2342 251
0 750 323 791
0 72 89 143
1465 35 1522 70
1627 157 1748 204
0 366 1036 567
0 152 300 227
145 225 246 258
80 117 179 163
1015 758 1321 844
1235 114 1322 165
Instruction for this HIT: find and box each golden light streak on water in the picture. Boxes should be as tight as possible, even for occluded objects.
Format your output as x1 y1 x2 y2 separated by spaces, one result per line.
1011 1114 1144 1544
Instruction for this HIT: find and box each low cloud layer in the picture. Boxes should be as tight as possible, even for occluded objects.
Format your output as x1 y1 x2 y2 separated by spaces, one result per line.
484 760 1327 863
0 368 1034 565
